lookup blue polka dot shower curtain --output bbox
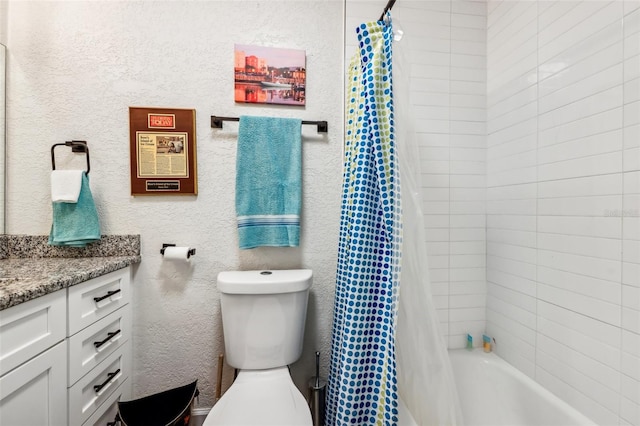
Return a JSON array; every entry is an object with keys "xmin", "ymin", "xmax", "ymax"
[{"xmin": 326, "ymin": 16, "xmax": 401, "ymax": 426}]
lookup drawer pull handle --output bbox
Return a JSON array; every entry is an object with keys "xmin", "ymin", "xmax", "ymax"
[
  {"xmin": 94, "ymin": 289, "xmax": 122, "ymax": 304},
  {"xmin": 94, "ymin": 329, "xmax": 121, "ymax": 349},
  {"xmin": 94, "ymin": 368, "xmax": 121, "ymax": 393}
]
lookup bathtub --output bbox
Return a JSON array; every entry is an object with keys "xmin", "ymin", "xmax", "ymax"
[{"xmin": 449, "ymin": 349, "xmax": 596, "ymax": 426}]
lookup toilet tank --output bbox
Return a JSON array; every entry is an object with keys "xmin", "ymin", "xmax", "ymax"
[{"xmin": 217, "ymin": 269, "xmax": 312, "ymax": 370}]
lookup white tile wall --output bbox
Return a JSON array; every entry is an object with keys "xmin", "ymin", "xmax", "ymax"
[
  {"xmin": 488, "ymin": 1, "xmax": 640, "ymax": 424},
  {"xmin": 623, "ymin": 4, "xmax": 640, "ymax": 425},
  {"xmin": 346, "ymin": 1, "xmax": 638, "ymax": 423},
  {"xmin": 448, "ymin": 1, "xmax": 487, "ymax": 349},
  {"xmin": 486, "ymin": 0, "xmax": 539, "ymax": 376}
]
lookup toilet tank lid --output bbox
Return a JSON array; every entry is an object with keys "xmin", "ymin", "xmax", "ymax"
[{"xmin": 217, "ymin": 269, "xmax": 313, "ymax": 294}]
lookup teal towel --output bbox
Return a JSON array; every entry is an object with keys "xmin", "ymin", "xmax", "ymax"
[
  {"xmin": 236, "ymin": 115, "xmax": 302, "ymax": 249},
  {"xmin": 48, "ymin": 173, "xmax": 101, "ymax": 247}
]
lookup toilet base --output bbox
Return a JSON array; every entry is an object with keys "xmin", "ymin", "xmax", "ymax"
[{"xmin": 203, "ymin": 367, "xmax": 312, "ymax": 426}]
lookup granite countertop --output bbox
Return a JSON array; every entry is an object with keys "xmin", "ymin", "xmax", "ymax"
[
  {"xmin": 0, "ymin": 256, "xmax": 141, "ymax": 311},
  {"xmin": 0, "ymin": 235, "xmax": 141, "ymax": 311}
]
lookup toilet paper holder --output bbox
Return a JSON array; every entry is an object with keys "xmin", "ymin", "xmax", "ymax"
[{"xmin": 160, "ymin": 243, "xmax": 196, "ymax": 258}]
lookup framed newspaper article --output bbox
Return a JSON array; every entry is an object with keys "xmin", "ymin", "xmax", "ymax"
[{"xmin": 129, "ymin": 107, "xmax": 197, "ymax": 195}]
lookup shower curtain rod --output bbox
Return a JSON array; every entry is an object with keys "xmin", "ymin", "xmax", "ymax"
[{"xmin": 379, "ymin": 0, "xmax": 396, "ymax": 21}]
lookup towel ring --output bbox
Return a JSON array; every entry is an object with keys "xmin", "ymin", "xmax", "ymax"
[{"xmin": 51, "ymin": 140, "xmax": 90, "ymax": 175}]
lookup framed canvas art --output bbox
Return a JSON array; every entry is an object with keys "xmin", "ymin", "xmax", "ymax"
[{"xmin": 234, "ymin": 44, "xmax": 306, "ymax": 106}]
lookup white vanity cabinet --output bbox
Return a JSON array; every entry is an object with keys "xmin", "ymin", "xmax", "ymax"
[
  {"xmin": 0, "ymin": 291, "xmax": 68, "ymax": 425},
  {"xmin": 0, "ymin": 267, "xmax": 133, "ymax": 426},
  {"xmin": 67, "ymin": 268, "xmax": 133, "ymax": 426}
]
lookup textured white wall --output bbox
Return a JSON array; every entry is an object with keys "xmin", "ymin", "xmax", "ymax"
[
  {"xmin": 0, "ymin": 1, "xmax": 6, "ymax": 233},
  {"xmin": 5, "ymin": 0, "xmax": 344, "ymax": 406},
  {"xmin": 486, "ymin": 1, "xmax": 640, "ymax": 425},
  {"xmin": 0, "ymin": 2, "xmax": 6, "ymax": 45}
]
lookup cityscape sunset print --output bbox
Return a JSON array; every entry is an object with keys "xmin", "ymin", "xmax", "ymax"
[{"xmin": 234, "ymin": 44, "xmax": 306, "ymax": 106}]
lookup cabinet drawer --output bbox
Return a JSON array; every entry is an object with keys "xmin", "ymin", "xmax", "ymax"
[
  {"xmin": 68, "ymin": 268, "xmax": 130, "ymax": 335},
  {"xmin": 69, "ymin": 341, "xmax": 131, "ymax": 426},
  {"xmin": 0, "ymin": 340, "xmax": 67, "ymax": 426},
  {"xmin": 0, "ymin": 290, "xmax": 66, "ymax": 376},
  {"xmin": 68, "ymin": 306, "xmax": 131, "ymax": 385},
  {"xmin": 82, "ymin": 378, "xmax": 131, "ymax": 426}
]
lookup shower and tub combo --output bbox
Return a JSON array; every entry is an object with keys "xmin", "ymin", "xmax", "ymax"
[
  {"xmin": 329, "ymin": 0, "xmax": 622, "ymax": 424},
  {"xmin": 449, "ymin": 349, "xmax": 597, "ymax": 426},
  {"xmin": 394, "ymin": 349, "xmax": 597, "ymax": 426}
]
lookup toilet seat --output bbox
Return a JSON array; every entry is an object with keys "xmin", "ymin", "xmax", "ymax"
[{"xmin": 203, "ymin": 367, "xmax": 312, "ymax": 425}]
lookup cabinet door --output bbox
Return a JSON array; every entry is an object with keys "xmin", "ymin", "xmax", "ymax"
[
  {"xmin": 0, "ymin": 290, "xmax": 66, "ymax": 376},
  {"xmin": 0, "ymin": 340, "xmax": 67, "ymax": 426}
]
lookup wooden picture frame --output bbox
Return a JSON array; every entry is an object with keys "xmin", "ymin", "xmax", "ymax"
[{"xmin": 129, "ymin": 107, "xmax": 197, "ymax": 195}]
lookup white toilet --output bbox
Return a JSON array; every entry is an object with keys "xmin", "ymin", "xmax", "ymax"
[{"xmin": 203, "ymin": 269, "xmax": 313, "ymax": 426}]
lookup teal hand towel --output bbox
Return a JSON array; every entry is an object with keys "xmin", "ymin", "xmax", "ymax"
[
  {"xmin": 236, "ymin": 115, "xmax": 302, "ymax": 249},
  {"xmin": 48, "ymin": 173, "xmax": 101, "ymax": 247}
]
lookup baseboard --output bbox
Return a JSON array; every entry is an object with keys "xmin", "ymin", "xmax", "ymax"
[
  {"xmin": 189, "ymin": 408, "xmax": 211, "ymax": 426},
  {"xmin": 192, "ymin": 408, "xmax": 211, "ymax": 417}
]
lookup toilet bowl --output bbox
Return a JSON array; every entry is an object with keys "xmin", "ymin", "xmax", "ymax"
[
  {"xmin": 203, "ymin": 269, "xmax": 313, "ymax": 426},
  {"xmin": 203, "ymin": 368, "xmax": 311, "ymax": 425}
]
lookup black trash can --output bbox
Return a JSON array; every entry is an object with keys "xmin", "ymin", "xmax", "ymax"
[{"xmin": 117, "ymin": 380, "xmax": 199, "ymax": 426}]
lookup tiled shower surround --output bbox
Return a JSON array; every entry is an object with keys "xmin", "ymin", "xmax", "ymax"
[
  {"xmin": 346, "ymin": 1, "xmax": 639, "ymax": 424},
  {"xmin": 485, "ymin": 2, "xmax": 639, "ymax": 425}
]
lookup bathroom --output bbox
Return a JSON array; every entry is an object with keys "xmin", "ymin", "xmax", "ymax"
[{"xmin": 0, "ymin": 0, "xmax": 638, "ymax": 425}]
